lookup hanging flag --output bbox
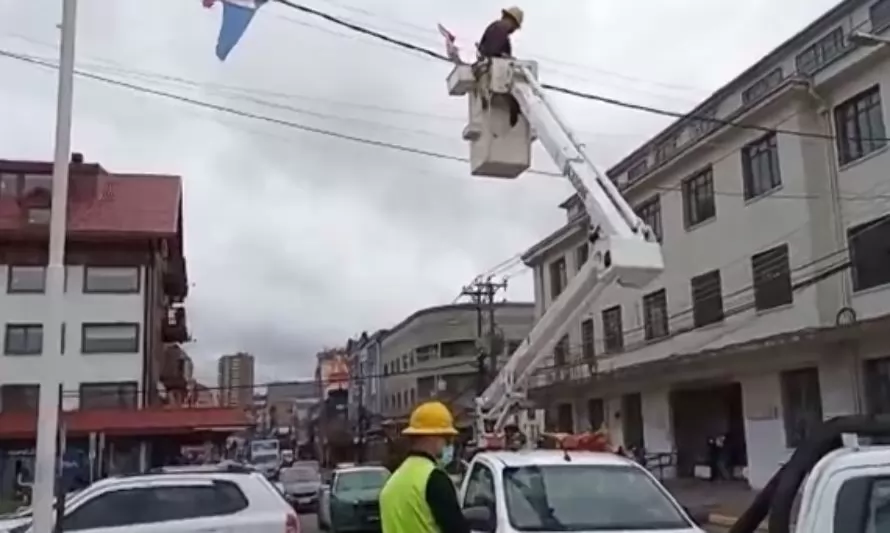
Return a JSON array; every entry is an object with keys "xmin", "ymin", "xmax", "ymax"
[
  {"xmin": 437, "ymin": 24, "xmax": 462, "ymax": 64},
  {"xmin": 203, "ymin": 0, "xmax": 269, "ymax": 61}
]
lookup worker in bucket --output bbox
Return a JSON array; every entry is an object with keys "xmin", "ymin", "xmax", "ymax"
[
  {"xmin": 379, "ymin": 401, "xmax": 470, "ymax": 533},
  {"xmin": 477, "ymin": 6, "xmax": 524, "ymax": 59}
]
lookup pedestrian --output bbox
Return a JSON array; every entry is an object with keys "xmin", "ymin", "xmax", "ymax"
[{"xmin": 379, "ymin": 401, "xmax": 470, "ymax": 533}]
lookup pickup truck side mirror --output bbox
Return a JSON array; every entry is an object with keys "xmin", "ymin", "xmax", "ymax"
[{"xmin": 463, "ymin": 505, "xmax": 495, "ymax": 533}]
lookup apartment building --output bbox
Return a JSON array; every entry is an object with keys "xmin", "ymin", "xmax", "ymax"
[
  {"xmin": 379, "ymin": 302, "xmax": 535, "ymax": 428},
  {"xmin": 523, "ymin": 0, "xmax": 890, "ymax": 489},
  {"xmin": 345, "ymin": 329, "xmax": 387, "ymax": 424},
  {"xmin": 218, "ymin": 352, "xmax": 255, "ymax": 407}
]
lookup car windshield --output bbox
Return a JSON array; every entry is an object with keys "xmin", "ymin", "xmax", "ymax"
[
  {"xmin": 281, "ymin": 467, "xmax": 320, "ymax": 483},
  {"xmin": 502, "ymin": 464, "xmax": 690, "ymax": 531},
  {"xmin": 335, "ymin": 469, "xmax": 389, "ymax": 492}
]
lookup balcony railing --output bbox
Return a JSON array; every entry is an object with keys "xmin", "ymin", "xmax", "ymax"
[{"xmin": 163, "ymin": 256, "xmax": 188, "ymax": 301}]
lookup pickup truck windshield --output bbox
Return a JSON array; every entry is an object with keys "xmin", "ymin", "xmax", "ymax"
[{"xmin": 503, "ymin": 464, "xmax": 690, "ymax": 531}]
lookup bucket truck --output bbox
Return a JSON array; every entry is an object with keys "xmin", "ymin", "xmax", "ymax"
[{"xmin": 446, "ymin": 57, "xmax": 664, "ymax": 436}]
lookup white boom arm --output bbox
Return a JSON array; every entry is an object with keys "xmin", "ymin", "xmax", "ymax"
[{"xmin": 446, "ymin": 58, "xmax": 665, "ymax": 435}]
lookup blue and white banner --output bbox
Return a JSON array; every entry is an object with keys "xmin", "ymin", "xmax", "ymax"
[{"xmin": 203, "ymin": 0, "xmax": 269, "ymax": 61}]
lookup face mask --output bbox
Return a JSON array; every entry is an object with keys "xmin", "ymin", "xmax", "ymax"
[{"xmin": 439, "ymin": 444, "xmax": 454, "ymax": 466}]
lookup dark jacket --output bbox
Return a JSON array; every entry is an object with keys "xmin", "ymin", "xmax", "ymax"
[{"xmin": 478, "ymin": 20, "xmax": 512, "ymax": 58}]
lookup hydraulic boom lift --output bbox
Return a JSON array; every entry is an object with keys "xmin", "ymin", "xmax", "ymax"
[{"xmin": 445, "ymin": 56, "xmax": 664, "ymax": 436}]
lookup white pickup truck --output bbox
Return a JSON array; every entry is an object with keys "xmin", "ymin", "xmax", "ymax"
[{"xmin": 458, "ymin": 416, "xmax": 890, "ymax": 533}]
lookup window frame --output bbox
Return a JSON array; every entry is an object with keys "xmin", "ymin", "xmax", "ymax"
[
  {"xmin": 834, "ymin": 85, "xmax": 887, "ymax": 165},
  {"xmin": 751, "ymin": 244, "xmax": 793, "ymax": 311},
  {"xmin": 601, "ymin": 305, "xmax": 624, "ymax": 353},
  {"xmin": 79, "ymin": 381, "xmax": 139, "ymax": 410},
  {"xmin": 575, "ymin": 243, "xmax": 589, "ymax": 269},
  {"xmin": 848, "ymin": 214, "xmax": 890, "ymax": 292},
  {"xmin": 7, "ymin": 265, "xmax": 47, "ymax": 294},
  {"xmin": 81, "ymin": 323, "xmax": 140, "ymax": 354},
  {"xmin": 681, "ymin": 167, "xmax": 716, "ymax": 229},
  {"xmin": 549, "ymin": 256, "xmax": 568, "ymax": 299},
  {"xmin": 0, "ymin": 384, "xmax": 40, "ymax": 411},
  {"xmin": 636, "ymin": 195, "xmax": 663, "ymax": 242},
  {"xmin": 690, "ymin": 270, "xmax": 724, "ymax": 328},
  {"xmin": 642, "ymin": 289, "xmax": 669, "ymax": 341},
  {"xmin": 742, "ymin": 132, "xmax": 782, "ymax": 200},
  {"xmin": 742, "ymin": 67, "xmax": 784, "ymax": 104},
  {"xmin": 580, "ymin": 318, "xmax": 595, "ymax": 361},
  {"xmin": 795, "ymin": 27, "xmax": 845, "ymax": 75},
  {"xmin": 82, "ymin": 266, "xmax": 141, "ymax": 294},
  {"xmin": 4, "ymin": 324, "xmax": 44, "ymax": 356}
]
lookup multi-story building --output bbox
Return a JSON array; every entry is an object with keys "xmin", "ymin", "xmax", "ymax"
[
  {"xmin": 523, "ymin": 0, "xmax": 890, "ymax": 489},
  {"xmin": 265, "ymin": 380, "xmax": 316, "ymax": 436},
  {"xmin": 218, "ymin": 352, "xmax": 255, "ymax": 407},
  {"xmin": 379, "ymin": 302, "xmax": 535, "ymax": 428},
  {"xmin": 345, "ymin": 330, "xmax": 387, "ymax": 425},
  {"xmin": 0, "ymin": 155, "xmax": 250, "ymax": 481}
]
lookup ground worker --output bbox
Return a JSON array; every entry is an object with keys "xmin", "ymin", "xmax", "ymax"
[
  {"xmin": 379, "ymin": 401, "xmax": 470, "ymax": 533},
  {"xmin": 477, "ymin": 6, "xmax": 523, "ymax": 59}
]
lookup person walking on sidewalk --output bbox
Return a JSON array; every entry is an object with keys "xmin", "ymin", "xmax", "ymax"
[{"xmin": 379, "ymin": 401, "xmax": 470, "ymax": 533}]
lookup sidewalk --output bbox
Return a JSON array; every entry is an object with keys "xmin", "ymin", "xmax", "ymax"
[{"xmin": 663, "ymin": 478, "xmax": 764, "ymax": 530}]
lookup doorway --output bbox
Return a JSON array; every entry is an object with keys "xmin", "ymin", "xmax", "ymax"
[{"xmin": 670, "ymin": 382, "xmax": 746, "ymax": 478}]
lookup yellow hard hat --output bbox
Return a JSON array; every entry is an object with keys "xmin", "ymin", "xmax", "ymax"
[
  {"xmin": 502, "ymin": 6, "xmax": 524, "ymax": 27},
  {"xmin": 402, "ymin": 401, "xmax": 459, "ymax": 436}
]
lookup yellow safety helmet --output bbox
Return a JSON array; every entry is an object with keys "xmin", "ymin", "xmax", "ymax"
[
  {"xmin": 402, "ymin": 401, "xmax": 459, "ymax": 436},
  {"xmin": 502, "ymin": 6, "xmax": 524, "ymax": 28}
]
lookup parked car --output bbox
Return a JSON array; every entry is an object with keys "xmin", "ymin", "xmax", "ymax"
[
  {"xmin": 317, "ymin": 465, "xmax": 389, "ymax": 532},
  {"xmin": 279, "ymin": 464, "xmax": 323, "ymax": 511},
  {"xmin": 2, "ymin": 463, "xmax": 299, "ymax": 533}
]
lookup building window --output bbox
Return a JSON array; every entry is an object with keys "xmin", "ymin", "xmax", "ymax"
[
  {"xmin": 835, "ymin": 86, "xmax": 887, "ymax": 165},
  {"xmin": 654, "ymin": 135, "xmax": 679, "ymax": 164},
  {"xmin": 4, "ymin": 324, "xmax": 43, "ymax": 355},
  {"xmin": 690, "ymin": 106, "xmax": 718, "ymax": 138},
  {"xmin": 575, "ymin": 243, "xmax": 589, "ymax": 269},
  {"xmin": 849, "ymin": 214, "xmax": 890, "ymax": 291},
  {"xmin": 7, "ymin": 265, "xmax": 46, "ymax": 293},
  {"xmin": 0, "ymin": 384, "xmax": 39, "ymax": 411},
  {"xmin": 622, "ymin": 393, "xmax": 645, "ymax": 450},
  {"xmin": 643, "ymin": 289, "xmax": 669, "ymax": 341},
  {"xmin": 872, "ymin": 0, "xmax": 890, "ymax": 30},
  {"xmin": 742, "ymin": 67, "xmax": 783, "ymax": 104},
  {"xmin": 440, "ymin": 340, "xmax": 475, "ymax": 358},
  {"xmin": 79, "ymin": 382, "xmax": 138, "ymax": 410},
  {"xmin": 682, "ymin": 167, "xmax": 716, "ymax": 229},
  {"xmin": 553, "ymin": 335, "xmax": 569, "ymax": 366},
  {"xmin": 81, "ymin": 323, "xmax": 139, "ymax": 354},
  {"xmin": 780, "ymin": 367, "xmax": 823, "ymax": 447},
  {"xmin": 752, "ymin": 244, "xmax": 793, "ymax": 310},
  {"xmin": 0, "ymin": 173, "xmax": 18, "ymax": 197},
  {"xmin": 795, "ymin": 27, "xmax": 845, "ymax": 75},
  {"xmin": 83, "ymin": 266, "xmax": 140, "ymax": 293},
  {"xmin": 691, "ymin": 270, "xmax": 724, "ymax": 327},
  {"xmin": 587, "ymin": 398, "xmax": 604, "ymax": 430},
  {"xmin": 627, "ymin": 158, "xmax": 649, "ymax": 183},
  {"xmin": 636, "ymin": 195, "xmax": 662, "ymax": 242},
  {"xmin": 556, "ymin": 403, "xmax": 574, "ymax": 433},
  {"xmin": 602, "ymin": 306, "xmax": 623, "ymax": 353},
  {"xmin": 742, "ymin": 132, "xmax": 782, "ymax": 200},
  {"xmin": 581, "ymin": 319, "xmax": 595, "ymax": 361},
  {"xmin": 549, "ymin": 257, "xmax": 567, "ymax": 299}
]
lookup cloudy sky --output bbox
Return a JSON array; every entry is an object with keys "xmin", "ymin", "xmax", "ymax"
[{"xmin": 0, "ymin": 0, "xmax": 842, "ymax": 382}]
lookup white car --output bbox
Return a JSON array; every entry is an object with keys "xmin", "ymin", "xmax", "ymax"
[
  {"xmin": 458, "ymin": 450, "xmax": 704, "ymax": 533},
  {"xmin": 3, "ymin": 466, "xmax": 299, "ymax": 533}
]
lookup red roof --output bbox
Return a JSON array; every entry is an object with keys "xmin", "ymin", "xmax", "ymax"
[
  {"xmin": 0, "ymin": 407, "xmax": 252, "ymax": 438},
  {"xmin": 0, "ymin": 160, "xmax": 182, "ymax": 237}
]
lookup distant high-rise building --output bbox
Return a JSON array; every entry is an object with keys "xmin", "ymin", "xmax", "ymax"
[{"xmin": 218, "ymin": 352, "xmax": 255, "ymax": 407}]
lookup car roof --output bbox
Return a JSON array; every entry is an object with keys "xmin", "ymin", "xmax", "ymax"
[
  {"xmin": 335, "ymin": 465, "xmax": 389, "ymax": 474},
  {"xmin": 477, "ymin": 450, "xmax": 638, "ymax": 468}
]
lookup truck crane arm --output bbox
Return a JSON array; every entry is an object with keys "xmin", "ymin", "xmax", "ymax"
[{"xmin": 446, "ymin": 58, "xmax": 665, "ymax": 435}]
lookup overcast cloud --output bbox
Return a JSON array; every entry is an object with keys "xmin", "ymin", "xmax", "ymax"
[{"xmin": 0, "ymin": 0, "xmax": 842, "ymax": 383}]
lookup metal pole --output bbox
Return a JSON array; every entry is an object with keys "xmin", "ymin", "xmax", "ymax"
[{"xmin": 33, "ymin": 1, "xmax": 77, "ymax": 532}]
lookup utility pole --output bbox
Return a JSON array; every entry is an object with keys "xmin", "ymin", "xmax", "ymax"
[
  {"xmin": 35, "ymin": 2, "xmax": 77, "ymax": 532},
  {"xmin": 460, "ymin": 276, "xmax": 508, "ymax": 431}
]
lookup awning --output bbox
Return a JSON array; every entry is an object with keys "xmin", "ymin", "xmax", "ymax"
[{"xmin": 0, "ymin": 406, "xmax": 253, "ymax": 439}]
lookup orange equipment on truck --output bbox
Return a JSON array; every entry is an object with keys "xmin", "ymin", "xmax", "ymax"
[{"xmin": 476, "ymin": 427, "xmax": 613, "ymax": 453}]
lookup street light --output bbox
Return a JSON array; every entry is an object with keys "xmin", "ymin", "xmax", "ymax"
[
  {"xmin": 849, "ymin": 30, "xmax": 890, "ymax": 47},
  {"xmin": 33, "ymin": 1, "xmax": 77, "ymax": 532}
]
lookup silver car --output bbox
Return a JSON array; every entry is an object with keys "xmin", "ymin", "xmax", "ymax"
[{"xmin": 279, "ymin": 465, "xmax": 323, "ymax": 511}]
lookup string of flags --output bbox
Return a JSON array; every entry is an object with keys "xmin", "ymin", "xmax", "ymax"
[
  {"xmin": 202, "ymin": 0, "xmax": 464, "ymax": 63},
  {"xmin": 202, "ymin": 0, "xmax": 268, "ymax": 61}
]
